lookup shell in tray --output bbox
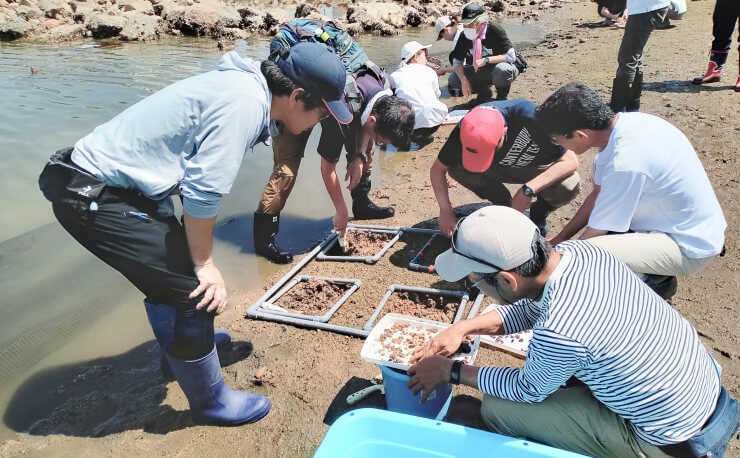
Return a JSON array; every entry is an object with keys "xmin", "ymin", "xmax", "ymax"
[{"xmin": 361, "ymin": 313, "xmax": 480, "ymax": 371}]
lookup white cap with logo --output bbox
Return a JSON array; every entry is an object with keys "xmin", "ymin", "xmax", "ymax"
[{"xmin": 434, "ymin": 206, "xmax": 538, "ymax": 281}]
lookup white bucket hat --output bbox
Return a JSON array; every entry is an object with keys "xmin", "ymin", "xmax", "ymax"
[
  {"xmin": 434, "ymin": 206, "xmax": 538, "ymax": 281},
  {"xmin": 400, "ymin": 41, "xmax": 432, "ymax": 64}
]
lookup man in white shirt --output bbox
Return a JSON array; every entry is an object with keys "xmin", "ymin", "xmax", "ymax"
[
  {"xmin": 391, "ymin": 41, "xmax": 449, "ymax": 148},
  {"xmin": 537, "ymin": 83, "xmax": 726, "ymax": 299}
]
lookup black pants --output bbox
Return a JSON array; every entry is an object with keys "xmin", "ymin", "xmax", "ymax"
[
  {"xmin": 711, "ymin": 0, "xmax": 740, "ymax": 54},
  {"xmin": 39, "ymin": 148, "xmax": 215, "ymax": 359}
]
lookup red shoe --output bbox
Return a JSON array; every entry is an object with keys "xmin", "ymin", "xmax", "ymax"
[
  {"xmin": 735, "ymin": 75, "xmax": 740, "ymax": 92},
  {"xmin": 692, "ymin": 61, "xmax": 722, "ymax": 85}
]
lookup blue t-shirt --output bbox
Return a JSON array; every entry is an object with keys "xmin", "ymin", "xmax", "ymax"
[{"xmin": 437, "ymin": 99, "xmax": 566, "ymax": 183}]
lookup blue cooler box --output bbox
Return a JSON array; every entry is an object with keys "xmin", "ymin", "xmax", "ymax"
[{"xmin": 315, "ymin": 408, "xmax": 590, "ymax": 458}]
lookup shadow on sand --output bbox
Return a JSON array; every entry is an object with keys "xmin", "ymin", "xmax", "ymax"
[{"xmin": 4, "ymin": 339, "xmax": 254, "ymax": 437}]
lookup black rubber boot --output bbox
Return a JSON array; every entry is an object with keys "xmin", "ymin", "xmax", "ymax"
[
  {"xmin": 494, "ymin": 85, "xmax": 510, "ymax": 101},
  {"xmin": 351, "ymin": 172, "xmax": 395, "ymax": 220},
  {"xmin": 625, "ymin": 71, "xmax": 643, "ymax": 112},
  {"xmin": 528, "ymin": 199, "xmax": 556, "ymax": 237},
  {"xmin": 643, "ymin": 274, "xmax": 678, "ymax": 301},
  {"xmin": 609, "ymin": 75, "xmax": 632, "ymax": 112},
  {"xmin": 253, "ymin": 211, "xmax": 293, "ymax": 264}
]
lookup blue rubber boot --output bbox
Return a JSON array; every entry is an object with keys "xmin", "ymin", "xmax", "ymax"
[
  {"xmin": 144, "ymin": 301, "xmax": 232, "ymax": 379},
  {"xmin": 165, "ymin": 344, "xmax": 271, "ymax": 425}
]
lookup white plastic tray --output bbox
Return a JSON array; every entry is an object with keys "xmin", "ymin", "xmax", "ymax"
[
  {"xmin": 481, "ymin": 331, "xmax": 532, "ymax": 357},
  {"xmin": 361, "ymin": 313, "xmax": 480, "ymax": 371},
  {"xmin": 475, "ymin": 304, "xmax": 532, "ymax": 357}
]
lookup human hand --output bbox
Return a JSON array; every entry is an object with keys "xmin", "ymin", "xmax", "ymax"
[
  {"xmin": 461, "ymin": 79, "xmax": 473, "ymax": 97},
  {"xmin": 427, "ymin": 55, "xmax": 443, "ymax": 68},
  {"xmin": 411, "ymin": 326, "xmax": 465, "ymax": 363},
  {"xmin": 473, "ymin": 57, "xmax": 486, "ymax": 71},
  {"xmin": 438, "ymin": 209, "xmax": 458, "ymax": 237},
  {"xmin": 333, "ymin": 207, "xmax": 349, "ymax": 236},
  {"xmin": 189, "ymin": 262, "xmax": 227, "ymax": 314},
  {"xmin": 510, "ymin": 188, "xmax": 532, "ymax": 213},
  {"xmin": 345, "ymin": 156, "xmax": 365, "ymax": 191},
  {"xmin": 407, "ymin": 356, "xmax": 454, "ymax": 403}
]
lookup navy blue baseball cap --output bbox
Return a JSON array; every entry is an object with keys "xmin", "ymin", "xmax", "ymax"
[{"xmin": 275, "ymin": 42, "xmax": 353, "ymax": 125}]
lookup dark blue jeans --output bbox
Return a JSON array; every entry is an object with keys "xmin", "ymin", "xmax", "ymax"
[
  {"xmin": 39, "ymin": 148, "xmax": 216, "ymax": 360},
  {"xmin": 686, "ymin": 386, "xmax": 740, "ymax": 457}
]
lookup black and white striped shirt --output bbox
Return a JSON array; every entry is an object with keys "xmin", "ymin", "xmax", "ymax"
[{"xmin": 477, "ymin": 241, "xmax": 720, "ymax": 445}]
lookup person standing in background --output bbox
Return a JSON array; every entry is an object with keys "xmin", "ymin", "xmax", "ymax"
[
  {"xmin": 609, "ymin": 0, "xmax": 671, "ymax": 111},
  {"xmin": 691, "ymin": 0, "xmax": 740, "ymax": 92}
]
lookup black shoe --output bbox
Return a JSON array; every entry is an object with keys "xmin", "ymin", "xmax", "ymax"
[
  {"xmin": 253, "ymin": 211, "xmax": 294, "ymax": 264},
  {"xmin": 643, "ymin": 274, "xmax": 678, "ymax": 300}
]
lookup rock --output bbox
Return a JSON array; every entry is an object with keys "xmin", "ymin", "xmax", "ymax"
[
  {"xmin": 0, "ymin": 10, "xmax": 31, "ymax": 39},
  {"xmin": 88, "ymin": 12, "xmax": 125, "ymax": 37},
  {"xmin": 117, "ymin": 0, "xmax": 154, "ymax": 14},
  {"xmin": 119, "ymin": 11, "xmax": 160, "ymax": 40},
  {"xmin": 46, "ymin": 22, "xmax": 85, "ymax": 40}
]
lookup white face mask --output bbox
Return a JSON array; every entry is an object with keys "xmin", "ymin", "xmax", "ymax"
[{"xmin": 463, "ymin": 28, "xmax": 478, "ymax": 40}]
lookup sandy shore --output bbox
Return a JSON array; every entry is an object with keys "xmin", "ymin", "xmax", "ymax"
[{"xmin": 1, "ymin": 0, "xmax": 738, "ymax": 456}]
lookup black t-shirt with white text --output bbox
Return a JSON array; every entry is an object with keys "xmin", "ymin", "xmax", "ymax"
[{"xmin": 437, "ymin": 99, "xmax": 566, "ymax": 183}]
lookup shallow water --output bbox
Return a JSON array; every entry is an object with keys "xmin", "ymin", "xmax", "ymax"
[{"xmin": 0, "ymin": 21, "xmax": 545, "ymax": 439}]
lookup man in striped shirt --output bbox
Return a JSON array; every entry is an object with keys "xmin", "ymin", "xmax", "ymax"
[{"xmin": 408, "ymin": 205, "xmax": 738, "ymax": 457}]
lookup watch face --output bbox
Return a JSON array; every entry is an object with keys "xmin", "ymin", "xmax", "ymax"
[{"xmin": 523, "ymin": 185, "xmax": 535, "ymax": 197}]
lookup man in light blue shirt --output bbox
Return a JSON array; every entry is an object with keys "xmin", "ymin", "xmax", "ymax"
[{"xmin": 38, "ymin": 42, "xmax": 350, "ymax": 427}]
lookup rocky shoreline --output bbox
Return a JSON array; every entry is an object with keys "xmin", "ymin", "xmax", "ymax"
[{"xmin": 0, "ymin": 0, "xmax": 571, "ymax": 43}]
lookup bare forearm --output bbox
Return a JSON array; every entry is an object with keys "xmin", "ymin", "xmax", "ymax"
[
  {"xmin": 320, "ymin": 158, "xmax": 349, "ymax": 213},
  {"xmin": 526, "ymin": 151, "xmax": 579, "ymax": 193},
  {"xmin": 430, "ymin": 160, "xmax": 453, "ymax": 211},
  {"xmin": 183, "ymin": 213, "xmax": 217, "ymax": 267},
  {"xmin": 553, "ymin": 187, "xmax": 599, "ymax": 242}
]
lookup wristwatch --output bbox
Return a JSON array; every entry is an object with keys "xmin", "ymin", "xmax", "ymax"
[
  {"xmin": 450, "ymin": 360, "xmax": 464, "ymax": 385},
  {"xmin": 521, "ymin": 184, "xmax": 537, "ymax": 198}
]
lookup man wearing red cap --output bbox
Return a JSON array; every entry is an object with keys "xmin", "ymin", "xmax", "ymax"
[{"xmin": 430, "ymin": 100, "xmax": 580, "ymax": 237}]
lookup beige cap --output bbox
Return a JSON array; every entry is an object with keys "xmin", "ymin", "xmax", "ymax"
[{"xmin": 434, "ymin": 206, "xmax": 538, "ymax": 281}]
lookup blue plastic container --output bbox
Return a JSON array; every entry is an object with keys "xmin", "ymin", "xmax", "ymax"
[
  {"xmin": 315, "ymin": 408, "xmax": 591, "ymax": 458},
  {"xmin": 380, "ymin": 365, "xmax": 452, "ymax": 420}
]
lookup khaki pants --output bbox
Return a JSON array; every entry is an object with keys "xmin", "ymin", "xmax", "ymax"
[
  {"xmin": 447, "ymin": 169, "xmax": 581, "ymax": 208},
  {"xmin": 587, "ymin": 232, "xmax": 715, "ymax": 277},
  {"xmin": 481, "ymin": 386, "xmax": 673, "ymax": 458},
  {"xmin": 257, "ymin": 128, "xmax": 376, "ymax": 213},
  {"xmin": 257, "ymin": 130, "xmax": 311, "ymax": 214}
]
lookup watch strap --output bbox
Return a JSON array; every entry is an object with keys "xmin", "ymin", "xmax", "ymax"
[
  {"xmin": 521, "ymin": 184, "xmax": 536, "ymax": 197},
  {"xmin": 450, "ymin": 359, "xmax": 464, "ymax": 385}
]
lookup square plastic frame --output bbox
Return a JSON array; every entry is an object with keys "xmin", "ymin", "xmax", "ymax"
[
  {"xmin": 258, "ymin": 275, "xmax": 361, "ymax": 323},
  {"xmin": 363, "ymin": 284, "xmax": 470, "ymax": 331},
  {"xmin": 317, "ymin": 228, "xmax": 401, "ymax": 264}
]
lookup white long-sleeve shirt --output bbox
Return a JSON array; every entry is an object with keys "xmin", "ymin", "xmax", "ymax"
[
  {"xmin": 391, "ymin": 63, "xmax": 448, "ymax": 129},
  {"xmin": 478, "ymin": 241, "xmax": 720, "ymax": 446}
]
